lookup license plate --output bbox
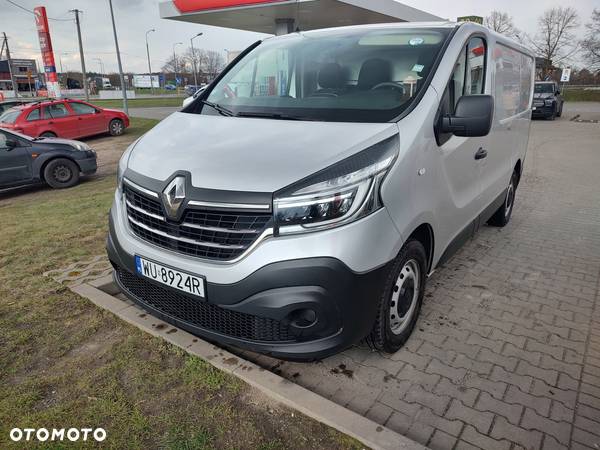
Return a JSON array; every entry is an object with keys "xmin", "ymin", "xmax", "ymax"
[{"xmin": 135, "ymin": 256, "xmax": 205, "ymax": 298}]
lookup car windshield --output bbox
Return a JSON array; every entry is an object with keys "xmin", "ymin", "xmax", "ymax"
[
  {"xmin": 0, "ymin": 110, "xmax": 21, "ymax": 124},
  {"xmin": 196, "ymin": 27, "xmax": 452, "ymax": 122},
  {"xmin": 534, "ymin": 83, "xmax": 554, "ymax": 94}
]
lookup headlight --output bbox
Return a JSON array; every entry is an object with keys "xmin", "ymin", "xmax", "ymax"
[
  {"xmin": 73, "ymin": 142, "xmax": 90, "ymax": 151},
  {"xmin": 117, "ymin": 138, "xmax": 140, "ymax": 194},
  {"xmin": 545, "ymin": 99, "xmax": 554, "ymax": 106},
  {"xmin": 274, "ymin": 136, "xmax": 398, "ymax": 235}
]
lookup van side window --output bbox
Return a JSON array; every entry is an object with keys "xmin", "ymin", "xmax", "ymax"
[
  {"xmin": 466, "ymin": 38, "xmax": 485, "ymax": 95},
  {"xmin": 437, "ymin": 36, "xmax": 487, "ymax": 145},
  {"xmin": 494, "ymin": 43, "xmax": 533, "ymax": 120}
]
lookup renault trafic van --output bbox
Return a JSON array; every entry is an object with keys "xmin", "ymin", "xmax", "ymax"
[{"xmin": 107, "ymin": 22, "xmax": 535, "ymax": 360}]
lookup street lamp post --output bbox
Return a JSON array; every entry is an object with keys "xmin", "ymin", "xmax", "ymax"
[
  {"xmin": 190, "ymin": 32, "xmax": 203, "ymax": 87},
  {"xmin": 173, "ymin": 42, "xmax": 183, "ymax": 92},
  {"xmin": 93, "ymin": 58, "xmax": 104, "ymax": 76},
  {"xmin": 108, "ymin": 0, "xmax": 128, "ymax": 115},
  {"xmin": 145, "ymin": 28, "xmax": 155, "ymax": 94}
]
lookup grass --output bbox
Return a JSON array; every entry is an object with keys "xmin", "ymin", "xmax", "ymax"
[
  {"xmin": 563, "ymin": 89, "xmax": 600, "ymax": 102},
  {"xmin": 0, "ymin": 129, "xmax": 363, "ymax": 449},
  {"xmin": 92, "ymin": 97, "xmax": 184, "ymax": 109},
  {"xmin": 126, "ymin": 117, "xmax": 161, "ymax": 136}
]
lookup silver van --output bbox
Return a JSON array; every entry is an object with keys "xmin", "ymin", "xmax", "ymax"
[{"xmin": 108, "ymin": 22, "xmax": 534, "ymax": 360}]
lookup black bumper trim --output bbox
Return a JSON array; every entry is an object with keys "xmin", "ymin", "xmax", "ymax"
[{"xmin": 107, "ymin": 211, "xmax": 391, "ymax": 360}]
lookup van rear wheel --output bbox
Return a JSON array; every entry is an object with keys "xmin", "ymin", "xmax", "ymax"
[
  {"xmin": 488, "ymin": 170, "xmax": 518, "ymax": 227},
  {"xmin": 367, "ymin": 239, "xmax": 427, "ymax": 353}
]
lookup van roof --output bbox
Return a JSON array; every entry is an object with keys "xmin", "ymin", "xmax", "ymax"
[{"xmin": 267, "ymin": 21, "xmax": 535, "ymax": 58}]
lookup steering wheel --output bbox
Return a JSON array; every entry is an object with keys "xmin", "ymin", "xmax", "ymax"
[{"xmin": 371, "ymin": 82, "xmax": 405, "ymax": 95}]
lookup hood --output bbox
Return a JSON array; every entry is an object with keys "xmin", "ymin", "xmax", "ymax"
[
  {"xmin": 128, "ymin": 112, "xmax": 398, "ymax": 193},
  {"xmin": 101, "ymin": 107, "xmax": 124, "ymax": 115},
  {"xmin": 34, "ymin": 137, "xmax": 83, "ymax": 147}
]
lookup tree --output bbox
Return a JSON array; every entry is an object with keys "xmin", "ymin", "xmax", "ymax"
[
  {"xmin": 161, "ymin": 54, "xmax": 189, "ymax": 76},
  {"xmin": 201, "ymin": 50, "xmax": 225, "ymax": 81},
  {"xmin": 581, "ymin": 9, "xmax": 600, "ymax": 70},
  {"xmin": 484, "ymin": 11, "xmax": 518, "ymax": 37},
  {"xmin": 527, "ymin": 7, "xmax": 580, "ymax": 78}
]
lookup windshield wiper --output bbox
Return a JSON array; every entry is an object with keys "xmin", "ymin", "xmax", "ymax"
[
  {"xmin": 200, "ymin": 100, "xmax": 235, "ymax": 117},
  {"xmin": 235, "ymin": 111, "xmax": 311, "ymax": 121}
]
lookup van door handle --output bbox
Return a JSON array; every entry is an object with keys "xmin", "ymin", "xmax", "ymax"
[{"xmin": 474, "ymin": 148, "xmax": 488, "ymax": 160}]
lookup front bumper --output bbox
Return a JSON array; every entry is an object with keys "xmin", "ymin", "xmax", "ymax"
[
  {"xmin": 532, "ymin": 105, "xmax": 554, "ymax": 117},
  {"xmin": 107, "ymin": 214, "xmax": 390, "ymax": 360},
  {"xmin": 76, "ymin": 155, "xmax": 98, "ymax": 175}
]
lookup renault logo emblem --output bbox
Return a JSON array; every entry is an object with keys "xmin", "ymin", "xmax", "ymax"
[{"xmin": 162, "ymin": 176, "xmax": 186, "ymax": 220}]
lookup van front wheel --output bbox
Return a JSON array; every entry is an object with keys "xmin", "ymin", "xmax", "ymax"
[{"xmin": 367, "ymin": 239, "xmax": 427, "ymax": 353}]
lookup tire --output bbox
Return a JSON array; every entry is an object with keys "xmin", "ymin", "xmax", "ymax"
[
  {"xmin": 488, "ymin": 170, "xmax": 518, "ymax": 227},
  {"xmin": 43, "ymin": 158, "xmax": 80, "ymax": 189},
  {"xmin": 109, "ymin": 119, "xmax": 125, "ymax": 136},
  {"xmin": 40, "ymin": 131, "xmax": 57, "ymax": 138},
  {"xmin": 367, "ymin": 239, "xmax": 427, "ymax": 353}
]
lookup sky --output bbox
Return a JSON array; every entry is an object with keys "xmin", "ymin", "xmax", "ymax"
[{"xmin": 0, "ymin": 0, "xmax": 597, "ymax": 74}]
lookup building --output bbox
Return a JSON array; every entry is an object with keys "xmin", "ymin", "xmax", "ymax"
[
  {"xmin": 159, "ymin": 0, "xmax": 443, "ymax": 35},
  {"xmin": 0, "ymin": 58, "xmax": 40, "ymax": 94}
]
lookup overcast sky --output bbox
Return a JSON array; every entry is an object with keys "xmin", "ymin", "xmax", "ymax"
[{"xmin": 1, "ymin": 0, "xmax": 597, "ymax": 74}]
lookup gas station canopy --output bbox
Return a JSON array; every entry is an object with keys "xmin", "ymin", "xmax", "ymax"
[{"xmin": 159, "ymin": 0, "xmax": 443, "ymax": 35}]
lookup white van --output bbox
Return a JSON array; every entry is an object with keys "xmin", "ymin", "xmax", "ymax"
[{"xmin": 108, "ymin": 22, "xmax": 535, "ymax": 359}]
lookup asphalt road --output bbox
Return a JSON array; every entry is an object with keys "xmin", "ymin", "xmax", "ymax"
[{"xmin": 127, "ymin": 106, "xmax": 181, "ymax": 120}]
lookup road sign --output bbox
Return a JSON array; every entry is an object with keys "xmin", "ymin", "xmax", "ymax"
[{"xmin": 560, "ymin": 68, "xmax": 572, "ymax": 83}]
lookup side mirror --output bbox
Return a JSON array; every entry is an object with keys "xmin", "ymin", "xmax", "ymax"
[
  {"xmin": 5, "ymin": 138, "xmax": 18, "ymax": 150},
  {"xmin": 555, "ymin": 91, "xmax": 561, "ymax": 96},
  {"xmin": 441, "ymin": 95, "xmax": 494, "ymax": 137}
]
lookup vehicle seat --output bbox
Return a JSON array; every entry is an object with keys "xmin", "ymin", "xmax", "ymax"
[
  {"xmin": 314, "ymin": 63, "xmax": 344, "ymax": 96},
  {"xmin": 357, "ymin": 58, "xmax": 392, "ymax": 90}
]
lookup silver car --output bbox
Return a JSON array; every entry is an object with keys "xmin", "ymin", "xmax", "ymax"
[{"xmin": 108, "ymin": 22, "xmax": 534, "ymax": 360}]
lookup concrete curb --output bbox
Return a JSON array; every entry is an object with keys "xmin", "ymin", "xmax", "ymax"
[{"xmin": 72, "ymin": 280, "xmax": 426, "ymax": 450}]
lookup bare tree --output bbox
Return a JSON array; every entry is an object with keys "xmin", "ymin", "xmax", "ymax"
[
  {"xmin": 581, "ymin": 9, "xmax": 600, "ymax": 70},
  {"xmin": 484, "ymin": 11, "xmax": 518, "ymax": 37},
  {"xmin": 200, "ymin": 50, "xmax": 225, "ymax": 82},
  {"xmin": 161, "ymin": 54, "xmax": 189, "ymax": 75},
  {"xmin": 527, "ymin": 7, "xmax": 580, "ymax": 78}
]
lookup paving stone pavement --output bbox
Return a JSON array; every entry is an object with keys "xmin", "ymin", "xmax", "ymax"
[
  {"xmin": 234, "ymin": 118, "xmax": 600, "ymax": 449},
  {"xmin": 47, "ymin": 115, "xmax": 600, "ymax": 450}
]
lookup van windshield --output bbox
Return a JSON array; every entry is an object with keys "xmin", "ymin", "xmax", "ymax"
[{"xmin": 197, "ymin": 27, "xmax": 452, "ymax": 122}]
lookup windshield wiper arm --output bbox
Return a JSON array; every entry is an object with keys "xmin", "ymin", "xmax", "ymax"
[
  {"xmin": 235, "ymin": 111, "xmax": 310, "ymax": 121},
  {"xmin": 200, "ymin": 100, "xmax": 235, "ymax": 117}
]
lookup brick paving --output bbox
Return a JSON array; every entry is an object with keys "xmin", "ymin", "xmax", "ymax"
[{"xmin": 237, "ymin": 117, "xmax": 600, "ymax": 449}]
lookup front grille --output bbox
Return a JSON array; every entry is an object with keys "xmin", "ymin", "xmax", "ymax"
[
  {"xmin": 124, "ymin": 185, "xmax": 271, "ymax": 261},
  {"xmin": 116, "ymin": 267, "xmax": 292, "ymax": 342}
]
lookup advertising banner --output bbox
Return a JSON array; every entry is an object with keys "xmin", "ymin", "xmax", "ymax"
[
  {"xmin": 173, "ymin": 0, "xmax": 286, "ymax": 13},
  {"xmin": 34, "ymin": 6, "xmax": 61, "ymax": 98}
]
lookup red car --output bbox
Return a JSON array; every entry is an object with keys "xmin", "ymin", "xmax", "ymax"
[{"xmin": 0, "ymin": 99, "xmax": 129, "ymax": 139}]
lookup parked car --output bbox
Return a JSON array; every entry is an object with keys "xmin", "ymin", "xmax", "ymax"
[
  {"xmin": 0, "ymin": 98, "xmax": 129, "ymax": 139},
  {"xmin": 108, "ymin": 22, "xmax": 534, "ymax": 360},
  {"xmin": 165, "ymin": 84, "xmax": 177, "ymax": 91},
  {"xmin": 0, "ymin": 99, "xmax": 33, "ymax": 115},
  {"xmin": 532, "ymin": 81, "xmax": 564, "ymax": 120},
  {"xmin": 184, "ymin": 85, "xmax": 203, "ymax": 96},
  {"xmin": 182, "ymin": 86, "xmax": 207, "ymax": 108},
  {"xmin": 0, "ymin": 128, "xmax": 97, "ymax": 189}
]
